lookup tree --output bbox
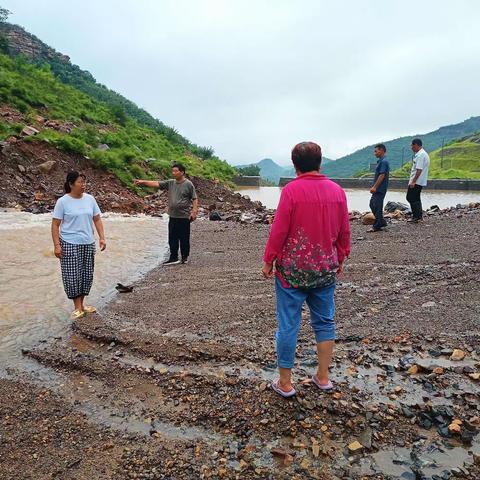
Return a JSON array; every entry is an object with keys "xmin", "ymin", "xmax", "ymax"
[
  {"xmin": 236, "ymin": 165, "xmax": 260, "ymax": 176},
  {"xmin": 0, "ymin": 6, "xmax": 11, "ymax": 23}
]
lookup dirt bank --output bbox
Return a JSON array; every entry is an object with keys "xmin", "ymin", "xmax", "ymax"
[
  {"xmin": 0, "ymin": 135, "xmax": 265, "ymax": 221},
  {"xmin": 1, "ymin": 212, "xmax": 480, "ymax": 479}
]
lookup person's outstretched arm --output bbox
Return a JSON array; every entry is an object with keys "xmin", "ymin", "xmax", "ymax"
[{"xmin": 134, "ymin": 179, "xmax": 161, "ymax": 188}]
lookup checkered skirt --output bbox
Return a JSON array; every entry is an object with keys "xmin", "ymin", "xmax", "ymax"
[{"xmin": 60, "ymin": 239, "xmax": 96, "ymax": 299}]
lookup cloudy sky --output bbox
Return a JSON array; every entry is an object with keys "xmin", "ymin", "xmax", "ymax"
[{"xmin": 4, "ymin": 0, "xmax": 480, "ymax": 165}]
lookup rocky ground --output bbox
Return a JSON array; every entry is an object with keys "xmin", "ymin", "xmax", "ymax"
[{"xmin": 1, "ymin": 207, "xmax": 479, "ymax": 479}]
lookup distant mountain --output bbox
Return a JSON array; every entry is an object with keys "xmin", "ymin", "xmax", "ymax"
[
  {"xmin": 322, "ymin": 116, "xmax": 480, "ymax": 178},
  {"xmin": 393, "ymin": 133, "xmax": 480, "ymax": 179},
  {"xmin": 238, "ymin": 157, "xmax": 332, "ymax": 185}
]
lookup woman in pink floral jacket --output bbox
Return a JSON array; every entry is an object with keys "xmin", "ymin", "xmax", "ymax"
[{"xmin": 262, "ymin": 142, "xmax": 350, "ymax": 397}]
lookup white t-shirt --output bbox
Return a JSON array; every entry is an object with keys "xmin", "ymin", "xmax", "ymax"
[
  {"xmin": 409, "ymin": 148, "xmax": 430, "ymax": 186},
  {"xmin": 53, "ymin": 193, "xmax": 101, "ymax": 244}
]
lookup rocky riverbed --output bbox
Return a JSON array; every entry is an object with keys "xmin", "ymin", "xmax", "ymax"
[{"xmin": 1, "ymin": 210, "xmax": 480, "ymax": 479}]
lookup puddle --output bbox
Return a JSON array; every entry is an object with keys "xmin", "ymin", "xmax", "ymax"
[{"xmin": 370, "ymin": 439, "xmax": 477, "ymax": 479}]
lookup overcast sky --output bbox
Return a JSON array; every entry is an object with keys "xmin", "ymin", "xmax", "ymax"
[{"xmin": 4, "ymin": 0, "xmax": 480, "ymax": 165}]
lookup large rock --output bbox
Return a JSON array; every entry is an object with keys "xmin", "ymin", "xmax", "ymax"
[
  {"xmin": 385, "ymin": 201, "xmax": 409, "ymax": 213},
  {"xmin": 97, "ymin": 143, "xmax": 110, "ymax": 151},
  {"xmin": 38, "ymin": 160, "xmax": 57, "ymax": 173},
  {"xmin": 362, "ymin": 212, "xmax": 376, "ymax": 225},
  {"xmin": 209, "ymin": 211, "xmax": 222, "ymax": 221}
]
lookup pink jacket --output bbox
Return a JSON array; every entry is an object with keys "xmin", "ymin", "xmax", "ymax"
[{"xmin": 263, "ymin": 173, "xmax": 351, "ymax": 289}]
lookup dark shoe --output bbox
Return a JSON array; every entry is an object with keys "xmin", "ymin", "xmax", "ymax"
[
  {"xmin": 163, "ymin": 258, "xmax": 180, "ymax": 266},
  {"xmin": 181, "ymin": 257, "xmax": 189, "ymax": 264},
  {"xmin": 116, "ymin": 283, "xmax": 134, "ymax": 293}
]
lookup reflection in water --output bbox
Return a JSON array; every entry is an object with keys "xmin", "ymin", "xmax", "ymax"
[
  {"xmin": 236, "ymin": 186, "xmax": 480, "ymax": 211},
  {"xmin": 0, "ymin": 211, "xmax": 168, "ymax": 368}
]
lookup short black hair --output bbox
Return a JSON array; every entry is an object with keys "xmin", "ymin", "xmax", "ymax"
[
  {"xmin": 291, "ymin": 142, "xmax": 322, "ymax": 173},
  {"xmin": 64, "ymin": 171, "xmax": 86, "ymax": 193},
  {"xmin": 374, "ymin": 143, "xmax": 386, "ymax": 152},
  {"xmin": 412, "ymin": 138, "xmax": 423, "ymax": 147},
  {"xmin": 172, "ymin": 163, "xmax": 186, "ymax": 174}
]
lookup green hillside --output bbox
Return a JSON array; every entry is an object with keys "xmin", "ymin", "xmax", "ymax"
[
  {"xmin": 0, "ymin": 21, "xmax": 215, "ymax": 160},
  {"xmin": 323, "ymin": 117, "xmax": 480, "ymax": 178},
  {"xmin": 0, "ymin": 54, "xmax": 236, "ymax": 187},
  {"xmin": 393, "ymin": 133, "xmax": 480, "ymax": 179}
]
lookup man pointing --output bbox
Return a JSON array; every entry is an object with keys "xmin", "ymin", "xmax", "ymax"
[{"xmin": 135, "ymin": 163, "xmax": 198, "ymax": 265}]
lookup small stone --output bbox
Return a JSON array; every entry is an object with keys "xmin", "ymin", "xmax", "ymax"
[
  {"xmin": 284, "ymin": 454, "xmax": 294, "ymax": 466},
  {"xmin": 433, "ymin": 367, "xmax": 444, "ymax": 375},
  {"xmin": 394, "ymin": 386, "xmax": 402, "ymax": 393},
  {"xmin": 450, "ymin": 349, "xmax": 466, "ymax": 361},
  {"xmin": 259, "ymin": 382, "xmax": 267, "ymax": 391},
  {"xmin": 348, "ymin": 441, "xmax": 363, "ymax": 453},
  {"xmin": 312, "ymin": 444, "xmax": 320, "ymax": 457},
  {"xmin": 448, "ymin": 422, "xmax": 461, "ymax": 434},
  {"xmin": 17, "ymin": 164, "xmax": 26, "ymax": 173},
  {"xmin": 21, "ymin": 125, "xmax": 40, "ymax": 136},
  {"xmin": 38, "ymin": 160, "xmax": 57, "ymax": 173},
  {"xmin": 408, "ymin": 365, "xmax": 419, "ymax": 374},
  {"xmin": 421, "ymin": 301, "xmax": 436, "ymax": 308},
  {"xmin": 468, "ymin": 373, "xmax": 480, "ymax": 381},
  {"xmin": 300, "ymin": 457, "xmax": 311, "ymax": 469}
]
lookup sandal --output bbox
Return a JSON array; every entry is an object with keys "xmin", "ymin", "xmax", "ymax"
[
  {"xmin": 312, "ymin": 375, "xmax": 334, "ymax": 391},
  {"xmin": 83, "ymin": 305, "xmax": 97, "ymax": 314},
  {"xmin": 71, "ymin": 309, "xmax": 86, "ymax": 320},
  {"xmin": 271, "ymin": 379, "xmax": 296, "ymax": 398}
]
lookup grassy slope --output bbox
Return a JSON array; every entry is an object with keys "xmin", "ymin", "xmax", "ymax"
[
  {"xmin": 393, "ymin": 134, "xmax": 480, "ymax": 179},
  {"xmin": 0, "ymin": 22, "xmax": 214, "ymax": 160},
  {"xmin": 0, "ymin": 53, "xmax": 236, "ymax": 187},
  {"xmin": 322, "ymin": 117, "xmax": 480, "ymax": 178}
]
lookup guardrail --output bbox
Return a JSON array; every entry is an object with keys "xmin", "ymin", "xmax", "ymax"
[{"xmin": 278, "ymin": 177, "xmax": 480, "ymax": 191}]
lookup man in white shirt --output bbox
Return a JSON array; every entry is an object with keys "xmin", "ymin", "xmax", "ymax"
[{"xmin": 406, "ymin": 138, "xmax": 430, "ymax": 222}]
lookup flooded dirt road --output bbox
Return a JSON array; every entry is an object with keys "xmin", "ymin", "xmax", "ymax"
[
  {"xmin": 0, "ymin": 211, "xmax": 167, "ymax": 370},
  {"xmin": 1, "ymin": 207, "xmax": 479, "ymax": 479}
]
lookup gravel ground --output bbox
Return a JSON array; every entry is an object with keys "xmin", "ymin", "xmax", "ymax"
[{"xmin": 1, "ymin": 209, "xmax": 480, "ymax": 479}]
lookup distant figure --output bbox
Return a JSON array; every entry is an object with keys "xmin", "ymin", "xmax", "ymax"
[
  {"xmin": 262, "ymin": 142, "xmax": 351, "ymax": 398},
  {"xmin": 134, "ymin": 163, "xmax": 198, "ymax": 265},
  {"xmin": 51, "ymin": 171, "xmax": 106, "ymax": 320},
  {"xmin": 407, "ymin": 138, "xmax": 430, "ymax": 222},
  {"xmin": 368, "ymin": 143, "xmax": 390, "ymax": 232}
]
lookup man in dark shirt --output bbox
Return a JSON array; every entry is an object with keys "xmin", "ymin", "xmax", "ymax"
[
  {"xmin": 134, "ymin": 163, "xmax": 198, "ymax": 265},
  {"xmin": 368, "ymin": 144, "xmax": 389, "ymax": 232}
]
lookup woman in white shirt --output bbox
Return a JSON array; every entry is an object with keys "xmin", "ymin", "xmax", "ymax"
[{"xmin": 51, "ymin": 171, "xmax": 106, "ymax": 319}]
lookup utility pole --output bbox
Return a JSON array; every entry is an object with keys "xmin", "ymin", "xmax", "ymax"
[
  {"xmin": 441, "ymin": 137, "xmax": 445, "ymax": 169},
  {"xmin": 401, "ymin": 147, "xmax": 405, "ymax": 167}
]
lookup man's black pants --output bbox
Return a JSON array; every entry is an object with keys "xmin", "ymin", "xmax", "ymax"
[
  {"xmin": 406, "ymin": 185, "xmax": 423, "ymax": 220},
  {"xmin": 369, "ymin": 192, "xmax": 387, "ymax": 231},
  {"xmin": 168, "ymin": 217, "xmax": 191, "ymax": 260}
]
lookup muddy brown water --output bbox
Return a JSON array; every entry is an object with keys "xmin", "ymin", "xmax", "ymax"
[
  {"xmin": 236, "ymin": 186, "xmax": 480, "ymax": 211},
  {"xmin": 0, "ymin": 210, "xmax": 168, "ymax": 370}
]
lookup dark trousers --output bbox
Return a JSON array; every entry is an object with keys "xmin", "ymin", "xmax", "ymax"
[
  {"xmin": 168, "ymin": 217, "xmax": 191, "ymax": 260},
  {"xmin": 369, "ymin": 192, "xmax": 387, "ymax": 230},
  {"xmin": 406, "ymin": 185, "xmax": 423, "ymax": 220}
]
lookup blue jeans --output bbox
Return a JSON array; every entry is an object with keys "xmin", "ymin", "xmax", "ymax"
[
  {"xmin": 275, "ymin": 277, "xmax": 336, "ymax": 369},
  {"xmin": 369, "ymin": 192, "xmax": 387, "ymax": 231}
]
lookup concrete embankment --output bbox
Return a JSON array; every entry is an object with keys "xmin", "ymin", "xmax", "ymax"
[{"xmin": 279, "ymin": 177, "xmax": 480, "ymax": 190}]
